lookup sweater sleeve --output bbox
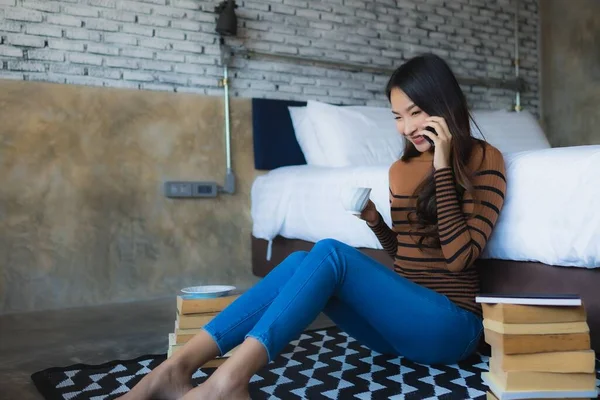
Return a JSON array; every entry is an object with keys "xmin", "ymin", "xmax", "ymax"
[
  {"xmin": 434, "ymin": 147, "xmax": 507, "ymax": 272},
  {"xmin": 368, "ymin": 207, "xmax": 398, "ymax": 260}
]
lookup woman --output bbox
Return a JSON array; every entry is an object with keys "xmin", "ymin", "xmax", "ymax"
[{"xmin": 119, "ymin": 53, "xmax": 507, "ymax": 400}]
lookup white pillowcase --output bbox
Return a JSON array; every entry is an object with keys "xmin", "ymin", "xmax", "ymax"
[
  {"xmin": 290, "ymin": 100, "xmax": 404, "ymax": 167},
  {"xmin": 289, "ymin": 101, "xmax": 552, "ymax": 168},
  {"xmin": 288, "ymin": 106, "xmax": 327, "ymax": 166},
  {"xmin": 470, "ymin": 109, "xmax": 551, "ymax": 154}
]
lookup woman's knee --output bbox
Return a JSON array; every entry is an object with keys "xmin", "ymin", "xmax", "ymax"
[
  {"xmin": 282, "ymin": 250, "xmax": 309, "ymax": 265},
  {"xmin": 312, "ymin": 238, "xmax": 345, "ymax": 253},
  {"xmin": 270, "ymin": 250, "xmax": 309, "ymax": 277}
]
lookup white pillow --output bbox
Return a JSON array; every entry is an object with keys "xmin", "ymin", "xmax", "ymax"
[
  {"xmin": 299, "ymin": 100, "xmax": 404, "ymax": 167},
  {"xmin": 288, "ymin": 106, "xmax": 327, "ymax": 166},
  {"xmin": 470, "ymin": 110, "xmax": 551, "ymax": 154}
]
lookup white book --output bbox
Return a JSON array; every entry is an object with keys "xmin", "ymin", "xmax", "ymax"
[
  {"xmin": 482, "ymin": 372, "xmax": 599, "ymax": 400},
  {"xmin": 475, "ymin": 293, "xmax": 582, "ymax": 306}
]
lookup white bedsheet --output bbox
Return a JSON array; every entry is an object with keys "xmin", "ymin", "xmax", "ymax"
[{"xmin": 251, "ymin": 145, "xmax": 600, "ymax": 268}]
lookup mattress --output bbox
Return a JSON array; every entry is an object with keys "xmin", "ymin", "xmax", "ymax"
[{"xmin": 251, "ymin": 145, "xmax": 600, "ymax": 268}]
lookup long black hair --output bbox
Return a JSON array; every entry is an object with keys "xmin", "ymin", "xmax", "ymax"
[{"xmin": 385, "ymin": 53, "xmax": 485, "ymax": 249}]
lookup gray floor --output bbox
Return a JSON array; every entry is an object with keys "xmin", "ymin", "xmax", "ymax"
[{"xmin": 0, "ymin": 297, "xmax": 334, "ymax": 400}]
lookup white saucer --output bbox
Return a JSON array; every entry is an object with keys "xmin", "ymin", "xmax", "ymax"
[{"xmin": 180, "ymin": 285, "xmax": 236, "ymax": 299}]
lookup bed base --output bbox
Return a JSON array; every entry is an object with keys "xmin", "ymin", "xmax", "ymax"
[{"xmin": 252, "ymin": 235, "xmax": 600, "ymax": 355}]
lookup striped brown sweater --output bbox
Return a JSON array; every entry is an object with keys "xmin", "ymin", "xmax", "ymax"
[{"xmin": 369, "ymin": 141, "xmax": 507, "ymax": 317}]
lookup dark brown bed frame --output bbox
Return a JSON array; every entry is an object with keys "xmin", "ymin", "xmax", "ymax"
[{"xmin": 251, "ymin": 235, "xmax": 600, "ymax": 355}]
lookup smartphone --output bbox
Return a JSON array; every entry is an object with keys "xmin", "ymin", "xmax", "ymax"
[{"xmin": 424, "ymin": 126, "xmax": 437, "ymax": 146}]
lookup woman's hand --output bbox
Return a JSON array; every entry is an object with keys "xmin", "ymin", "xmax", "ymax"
[
  {"xmin": 358, "ymin": 199, "xmax": 380, "ymax": 226},
  {"xmin": 420, "ymin": 116, "xmax": 452, "ymax": 170}
]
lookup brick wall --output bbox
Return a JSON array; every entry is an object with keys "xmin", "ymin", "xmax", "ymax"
[{"xmin": 0, "ymin": 0, "xmax": 539, "ymax": 112}]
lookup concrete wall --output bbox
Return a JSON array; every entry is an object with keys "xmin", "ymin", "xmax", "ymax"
[
  {"xmin": 540, "ymin": 0, "xmax": 600, "ymax": 146},
  {"xmin": 0, "ymin": 0, "xmax": 540, "ymax": 112},
  {"xmin": 0, "ymin": 80, "xmax": 259, "ymax": 314}
]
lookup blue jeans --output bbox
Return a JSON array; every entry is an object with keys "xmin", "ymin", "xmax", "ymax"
[{"xmin": 203, "ymin": 238, "xmax": 483, "ymax": 365}]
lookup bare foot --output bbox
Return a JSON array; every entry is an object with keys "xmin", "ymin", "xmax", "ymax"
[
  {"xmin": 115, "ymin": 359, "xmax": 193, "ymax": 400},
  {"xmin": 180, "ymin": 372, "xmax": 251, "ymax": 400}
]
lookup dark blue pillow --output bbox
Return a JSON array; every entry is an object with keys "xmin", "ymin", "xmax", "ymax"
[{"xmin": 252, "ymin": 98, "xmax": 308, "ymax": 170}]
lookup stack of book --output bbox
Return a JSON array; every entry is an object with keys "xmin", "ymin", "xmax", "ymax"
[
  {"xmin": 167, "ymin": 293, "xmax": 240, "ymax": 368},
  {"xmin": 476, "ymin": 294, "xmax": 598, "ymax": 400}
]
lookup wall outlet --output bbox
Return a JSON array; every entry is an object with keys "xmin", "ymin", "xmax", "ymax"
[{"xmin": 164, "ymin": 181, "xmax": 218, "ymax": 198}]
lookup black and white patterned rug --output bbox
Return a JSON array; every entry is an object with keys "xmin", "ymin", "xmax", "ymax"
[{"xmin": 31, "ymin": 328, "xmax": 600, "ymax": 400}]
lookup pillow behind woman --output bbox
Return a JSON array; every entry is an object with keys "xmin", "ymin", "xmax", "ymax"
[{"xmin": 289, "ymin": 100, "xmax": 405, "ymax": 168}]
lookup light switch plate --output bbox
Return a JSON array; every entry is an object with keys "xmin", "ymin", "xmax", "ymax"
[{"xmin": 164, "ymin": 181, "xmax": 218, "ymax": 198}]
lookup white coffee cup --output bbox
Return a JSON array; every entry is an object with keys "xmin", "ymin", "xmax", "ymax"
[{"xmin": 340, "ymin": 187, "xmax": 372, "ymax": 215}]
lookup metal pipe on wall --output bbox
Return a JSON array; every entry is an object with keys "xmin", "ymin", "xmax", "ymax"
[
  {"xmin": 514, "ymin": 0, "xmax": 522, "ymax": 112},
  {"xmin": 223, "ymin": 63, "xmax": 232, "ymax": 171},
  {"xmin": 219, "ymin": 41, "xmax": 235, "ymax": 194},
  {"xmin": 236, "ymin": 48, "xmax": 526, "ymax": 93}
]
